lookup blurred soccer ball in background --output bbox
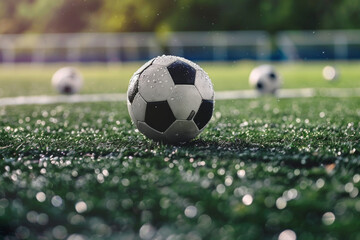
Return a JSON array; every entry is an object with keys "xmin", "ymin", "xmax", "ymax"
[
  {"xmin": 249, "ymin": 65, "xmax": 281, "ymax": 94},
  {"xmin": 322, "ymin": 65, "xmax": 339, "ymax": 81},
  {"xmin": 52, "ymin": 67, "xmax": 83, "ymax": 94},
  {"xmin": 127, "ymin": 55, "xmax": 214, "ymax": 143}
]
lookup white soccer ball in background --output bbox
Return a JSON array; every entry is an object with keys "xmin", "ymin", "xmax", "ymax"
[
  {"xmin": 127, "ymin": 55, "xmax": 215, "ymax": 143},
  {"xmin": 322, "ymin": 65, "xmax": 339, "ymax": 81},
  {"xmin": 52, "ymin": 67, "xmax": 83, "ymax": 94},
  {"xmin": 249, "ymin": 64, "xmax": 281, "ymax": 94}
]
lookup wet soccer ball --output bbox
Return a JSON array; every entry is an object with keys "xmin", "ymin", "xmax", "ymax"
[
  {"xmin": 127, "ymin": 55, "xmax": 215, "ymax": 143},
  {"xmin": 249, "ymin": 65, "xmax": 281, "ymax": 94},
  {"xmin": 322, "ymin": 65, "xmax": 339, "ymax": 81},
  {"xmin": 52, "ymin": 67, "xmax": 83, "ymax": 94}
]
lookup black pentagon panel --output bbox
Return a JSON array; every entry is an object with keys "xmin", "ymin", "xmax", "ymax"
[
  {"xmin": 256, "ymin": 82, "xmax": 263, "ymax": 90},
  {"xmin": 63, "ymin": 85, "xmax": 73, "ymax": 94},
  {"xmin": 268, "ymin": 72, "xmax": 277, "ymax": 81},
  {"xmin": 194, "ymin": 100, "xmax": 214, "ymax": 130},
  {"xmin": 128, "ymin": 75, "xmax": 139, "ymax": 103},
  {"xmin": 167, "ymin": 60, "xmax": 196, "ymax": 85},
  {"xmin": 145, "ymin": 101, "xmax": 176, "ymax": 132}
]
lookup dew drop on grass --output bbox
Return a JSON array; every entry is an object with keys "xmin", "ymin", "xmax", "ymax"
[
  {"xmin": 216, "ymin": 184, "xmax": 226, "ymax": 194},
  {"xmin": 276, "ymin": 197, "xmax": 287, "ymax": 209},
  {"xmin": 184, "ymin": 205, "xmax": 197, "ymax": 218},
  {"xmin": 121, "ymin": 178, "xmax": 130, "ymax": 186},
  {"xmin": 36, "ymin": 192, "xmax": 46, "ymax": 202},
  {"xmin": 344, "ymin": 182, "xmax": 354, "ymax": 193},
  {"xmin": 283, "ymin": 189, "xmax": 298, "ymax": 200},
  {"xmin": 316, "ymin": 178, "xmax": 325, "ymax": 188},
  {"xmin": 237, "ymin": 169, "xmax": 246, "ymax": 178},
  {"xmin": 139, "ymin": 224, "xmax": 156, "ymax": 240},
  {"xmin": 242, "ymin": 194, "xmax": 253, "ymax": 206},
  {"xmin": 102, "ymin": 169, "xmax": 109, "ymax": 177},
  {"xmin": 51, "ymin": 196, "xmax": 63, "ymax": 207},
  {"xmin": 217, "ymin": 168, "xmax": 225, "ymax": 175},
  {"xmin": 52, "ymin": 225, "xmax": 67, "ymax": 240},
  {"xmin": 72, "ymin": 170, "xmax": 78, "ymax": 177},
  {"xmin": 278, "ymin": 229, "xmax": 296, "ymax": 240},
  {"xmin": 354, "ymin": 174, "xmax": 360, "ymax": 183},
  {"xmin": 322, "ymin": 212, "xmax": 335, "ymax": 225},
  {"xmin": 75, "ymin": 201, "xmax": 87, "ymax": 213},
  {"xmin": 349, "ymin": 188, "xmax": 359, "ymax": 198},
  {"xmin": 224, "ymin": 176, "xmax": 233, "ymax": 186}
]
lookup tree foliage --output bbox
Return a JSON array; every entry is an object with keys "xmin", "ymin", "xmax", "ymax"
[
  {"xmin": 0, "ymin": 0, "xmax": 359, "ymax": 34},
  {"xmin": 88, "ymin": 0, "xmax": 175, "ymax": 32},
  {"xmin": 0, "ymin": 0, "xmax": 99, "ymax": 34}
]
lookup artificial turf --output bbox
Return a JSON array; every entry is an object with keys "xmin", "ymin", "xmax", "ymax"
[{"xmin": 1, "ymin": 96, "xmax": 359, "ymax": 239}]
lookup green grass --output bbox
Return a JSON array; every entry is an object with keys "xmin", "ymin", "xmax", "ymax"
[
  {"xmin": 0, "ymin": 61, "xmax": 360, "ymax": 98},
  {"xmin": 0, "ymin": 62, "xmax": 360, "ymax": 239}
]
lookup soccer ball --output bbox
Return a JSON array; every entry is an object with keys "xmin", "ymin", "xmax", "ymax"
[
  {"xmin": 127, "ymin": 55, "xmax": 215, "ymax": 143},
  {"xmin": 322, "ymin": 65, "xmax": 339, "ymax": 81},
  {"xmin": 249, "ymin": 65, "xmax": 281, "ymax": 94},
  {"xmin": 52, "ymin": 67, "xmax": 83, "ymax": 94}
]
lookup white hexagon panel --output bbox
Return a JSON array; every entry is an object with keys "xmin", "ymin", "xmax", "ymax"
[
  {"xmin": 152, "ymin": 55, "xmax": 179, "ymax": 66},
  {"xmin": 167, "ymin": 85, "xmax": 202, "ymax": 120},
  {"xmin": 153, "ymin": 55, "xmax": 202, "ymax": 71},
  {"xmin": 138, "ymin": 65, "xmax": 175, "ymax": 102},
  {"xmin": 195, "ymin": 70, "xmax": 214, "ymax": 100},
  {"xmin": 164, "ymin": 120, "xmax": 200, "ymax": 143}
]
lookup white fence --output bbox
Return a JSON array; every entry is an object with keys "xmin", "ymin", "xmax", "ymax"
[
  {"xmin": 277, "ymin": 30, "xmax": 360, "ymax": 60},
  {"xmin": 0, "ymin": 31, "xmax": 270, "ymax": 64},
  {"xmin": 0, "ymin": 30, "xmax": 360, "ymax": 63}
]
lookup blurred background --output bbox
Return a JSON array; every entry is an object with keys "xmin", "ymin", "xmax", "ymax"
[{"xmin": 1, "ymin": 0, "xmax": 360, "ymax": 63}]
